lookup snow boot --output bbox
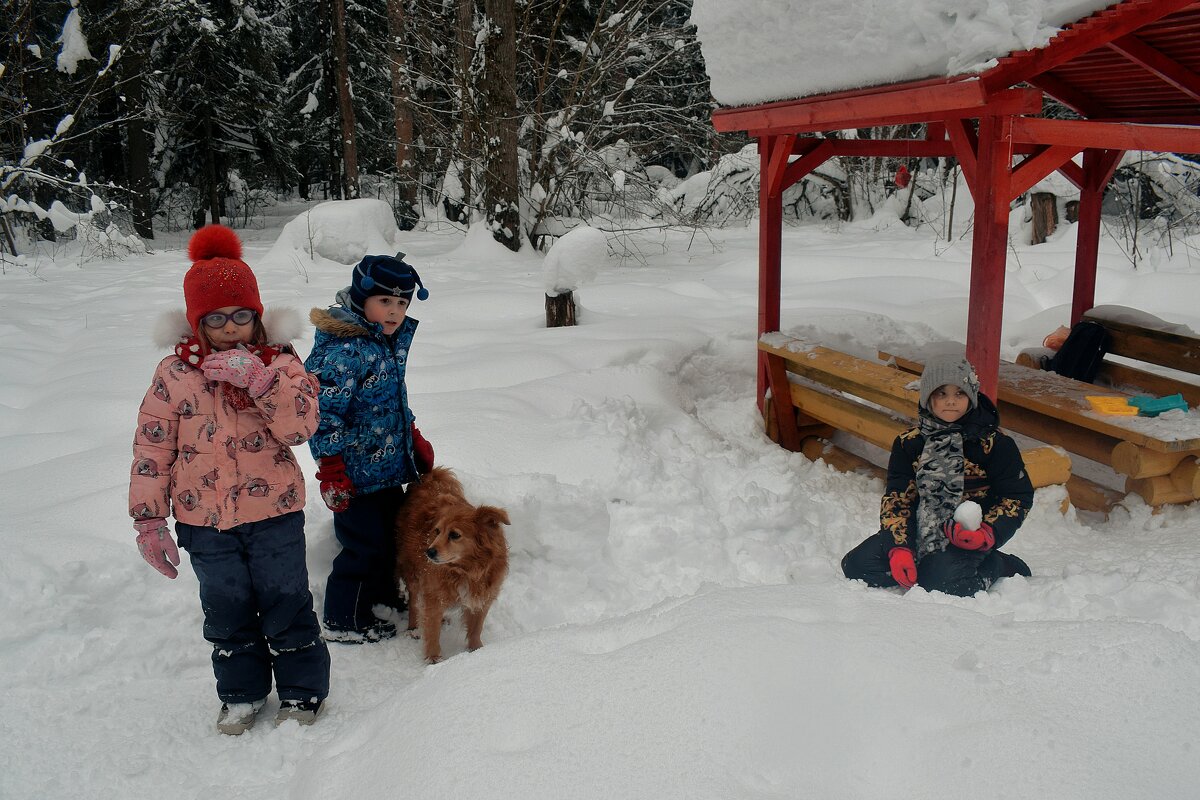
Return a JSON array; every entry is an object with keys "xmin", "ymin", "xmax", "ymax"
[
  {"xmin": 321, "ymin": 619, "xmax": 397, "ymax": 644},
  {"xmin": 275, "ymin": 699, "xmax": 325, "ymax": 727},
  {"xmin": 216, "ymin": 699, "xmax": 266, "ymax": 735},
  {"xmin": 999, "ymin": 552, "xmax": 1032, "ymax": 578}
]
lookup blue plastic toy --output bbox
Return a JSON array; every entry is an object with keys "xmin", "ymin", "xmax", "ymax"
[{"xmin": 1128, "ymin": 393, "xmax": 1189, "ymax": 417}]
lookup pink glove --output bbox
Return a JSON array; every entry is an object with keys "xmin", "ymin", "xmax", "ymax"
[
  {"xmin": 888, "ymin": 547, "xmax": 917, "ymax": 589},
  {"xmin": 134, "ymin": 518, "xmax": 180, "ymax": 579},
  {"xmin": 943, "ymin": 520, "xmax": 995, "ymax": 551},
  {"xmin": 201, "ymin": 350, "xmax": 276, "ymax": 397}
]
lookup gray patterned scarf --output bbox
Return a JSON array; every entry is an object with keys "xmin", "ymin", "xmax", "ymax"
[{"xmin": 914, "ymin": 412, "xmax": 965, "ymax": 560}]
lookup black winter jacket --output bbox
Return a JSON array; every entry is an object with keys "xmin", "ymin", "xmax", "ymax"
[{"xmin": 880, "ymin": 394, "xmax": 1033, "ymax": 552}]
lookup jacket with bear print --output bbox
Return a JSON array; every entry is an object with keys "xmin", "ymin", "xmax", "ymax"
[{"xmin": 129, "ymin": 311, "xmax": 319, "ymax": 530}]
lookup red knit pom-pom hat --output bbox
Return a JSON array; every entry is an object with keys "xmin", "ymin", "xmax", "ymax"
[{"xmin": 182, "ymin": 225, "xmax": 263, "ymax": 334}]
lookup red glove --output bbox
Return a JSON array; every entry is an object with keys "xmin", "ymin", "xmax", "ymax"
[
  {"xmin": 943, "ymin": 520, "xmax": 995, "ymax": 551},
  {"xmin": 888, "ymin": 547, "xmax": 917, "ymax": 589},
  {"xmin": 315, "ymin": 455, "xmax": 355, "ymax": 512},
  {"xmin": 412, "ymin": 425, "xmax": 434, "ymax": 474},
  {"xmin": 200, "ymin": 350, "xmax": 276, "ymax": 397},
  {"xmin": 134, "ymin": 518, "xmax": 180, "ymax": 579}
]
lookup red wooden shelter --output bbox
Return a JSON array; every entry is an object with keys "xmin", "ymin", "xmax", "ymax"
[{"xmin": 711, "ymin": 0, "xmax": 1200, "ymax": 429}]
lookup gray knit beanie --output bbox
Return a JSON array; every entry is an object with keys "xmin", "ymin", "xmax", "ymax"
[{"xmin": 919, "ymin": 354, "xmax": 980, "ymax": 411}]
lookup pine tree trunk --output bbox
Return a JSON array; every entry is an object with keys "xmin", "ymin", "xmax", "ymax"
[
  {"xmin": 481, "ymin": 0, "xmax": 520, "ymax": 252},
  {"xmin": 546, "ymin": 292, "xmax": 576, "ymax": 327},
  {"xmin": 331, "ymin": 0, "xmax": 360, "ymax": 199},
  {"xmin": 456, "ymin": 0, "xmax": 476, "ymax": 224},
  {"xmin": 1030, "ymin": 192, "xmax": 1058, "ymax": 245},
  {"xmin": 386, "ymin": 0, "xmax": 417, "ymax": 229},
  {"xmin": 124, "ymin": 64, "xmax": 155, "ymax": 239},
  {"xmin": 203, "ymin": 116, "xmax": 222, "ymax": 225}
]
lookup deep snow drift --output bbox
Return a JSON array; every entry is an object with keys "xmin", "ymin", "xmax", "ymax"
[{"xmin": 3, "ymin": 200, "xmax": 1200, "ymax": 799}]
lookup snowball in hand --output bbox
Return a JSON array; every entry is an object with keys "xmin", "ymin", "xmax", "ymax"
[
  {"xmin": 543, "ymin": 225, "xmax": 610, "ymax": 296},
  {"xmin": 954, "ymin": 500, "xmax": 983, "ymax": 531}
]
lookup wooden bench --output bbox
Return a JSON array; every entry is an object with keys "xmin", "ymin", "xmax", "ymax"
[
  {"xmin": 757, "ymin": 335, "xmax": 1072, "ymax": 491},
  {"xmin": 1017, "ymin": 309, "xmax": 1200, "ymax": 408},
  {"xmin": 882, "ymin": 347, "xmax": 1200, "ymax": 509}
]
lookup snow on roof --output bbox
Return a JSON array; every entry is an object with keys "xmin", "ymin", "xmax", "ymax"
[{"xmin": 690, "ymin": 0, "xmax": 1119, "ymax": 108}]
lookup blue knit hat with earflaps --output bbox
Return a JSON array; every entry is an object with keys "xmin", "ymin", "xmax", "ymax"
[{"xmin": 345, "ymin": 253, "xmax": 429, "ymax": 316}]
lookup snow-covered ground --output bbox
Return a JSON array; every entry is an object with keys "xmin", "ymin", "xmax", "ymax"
[{"xmin": 3, "ymin": 201, "xmax": 1200, "ymax": 799}]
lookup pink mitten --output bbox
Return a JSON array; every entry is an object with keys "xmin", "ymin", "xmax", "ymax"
[
  {"xmin": 134, "ymin": 518, "xmax": 181, "ymax": 579},
  {"xmin": 201, "ymin": 350, "xmax": 276, "ymax": 397}
]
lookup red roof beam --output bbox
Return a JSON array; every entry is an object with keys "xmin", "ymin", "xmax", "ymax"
[
  {"xmin": 1107, "ymin": 34, "xmax": 1200, "ymax": 101},
  {"xmin": 1010, "ymin": 117, "xmax": 1200, "ymax": 152},
  {"xmin": 1029, "ymin": 73, "xmax": 1115, "ymax": 118},
  {"xmin": 981, "ymin": 0, "xmax": 1197, "ymax": 93},
  {"xmin": 779, "ymin": 138, "xmax": 834, "ymax": 194},
  {"xmin": 945, "ymin": 118, "xmax": 980, "ymax": 194},
  {"xmin": 825, "ymin": 139, "xmax": 1057, "ymax": 158},
  {"xmin": 1007, "ymin": 145, "xmax": 1083, "ymax": 201},
  {"xmin": 715, "ymin": 82, "xmax": 1041, "ymax": 135}
]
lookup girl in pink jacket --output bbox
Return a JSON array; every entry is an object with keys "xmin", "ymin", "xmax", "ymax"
[{"xmin": 129, "ymin": 225, "xmax": 330, "ymax": 735}]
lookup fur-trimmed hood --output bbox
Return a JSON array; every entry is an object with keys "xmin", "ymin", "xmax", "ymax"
[
  {"xmin": 309, "ymin": 305, "xmax": 374, "ymax": 339},
  {"xmin": 153, "ymin": 306, "xmax": 305, "ymax": 349}
]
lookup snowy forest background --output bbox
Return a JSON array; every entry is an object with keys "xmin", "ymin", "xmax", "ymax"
[{"xmin": 7, "ymin": 0, "xmax": 1200, "ymax": 264}]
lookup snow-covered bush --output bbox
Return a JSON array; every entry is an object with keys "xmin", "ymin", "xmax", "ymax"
[{"xmin": 266, "ymin": 198, "xmax": 406, "ymax": 265}]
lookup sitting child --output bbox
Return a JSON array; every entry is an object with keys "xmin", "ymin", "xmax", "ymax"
[{"xmin": 841, "ymin": 353, "xmax": 1033, "ymax": 596}]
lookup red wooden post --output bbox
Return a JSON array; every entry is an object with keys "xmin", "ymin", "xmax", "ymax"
[
  {"xmin": 758, "ymin": 136, "xmax": 784, "ymax": 413},
  {"xmin": 964, "ymin": 115, "xmax": 1014, "ymax": 401},
  {"xmin": 1070, "ymin": 148, "xmax": 1123, "ymax": 323}
]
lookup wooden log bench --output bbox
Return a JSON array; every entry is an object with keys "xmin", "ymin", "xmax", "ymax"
[
  {"xmin": 757, "ymin": 335, "xmax": 1072, "ymax": 492},
  {"xmin": 1017, "ymin": 307, "xmax": 1200, "ymax": 408},
  {"xmin": 881, "ymin": 347, "xmax": 1200, "ymax": 509}
]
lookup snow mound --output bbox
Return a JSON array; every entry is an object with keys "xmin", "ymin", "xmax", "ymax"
[
  {"xmin": 543, "ymin": 225, "xmax": 610, "ymax": 296},
  {"xmin": 266, "ymin": 198, "xmax": 404, "ymax": 265}
]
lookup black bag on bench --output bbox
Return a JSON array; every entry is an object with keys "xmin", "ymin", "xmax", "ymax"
[{"xmin": 1045, "ymin": 320, "xmax": 1111, "ymax": 383}]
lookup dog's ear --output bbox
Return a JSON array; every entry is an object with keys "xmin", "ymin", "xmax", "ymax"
[{"xmin": 477, "ymin": 505, "xmax": 510, "ymax": 528}]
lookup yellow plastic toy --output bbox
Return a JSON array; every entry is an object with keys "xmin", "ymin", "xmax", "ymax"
[{"xmin": 1085, "ymin": 396, "xmax": 1138, "ymax": 415}]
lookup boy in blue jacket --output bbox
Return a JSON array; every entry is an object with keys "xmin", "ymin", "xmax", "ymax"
[{"xmin": 306, "ymin": 254, "xmax": 435, "ymax": 642}]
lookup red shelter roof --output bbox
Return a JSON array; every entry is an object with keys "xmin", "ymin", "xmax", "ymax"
[{"xmin": 710, "ymin": 0, "xmax": 1200, "ymax": 411}]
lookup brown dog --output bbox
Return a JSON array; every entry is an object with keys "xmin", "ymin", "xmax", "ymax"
[{"xmin": 395, "ymin": 467, "xmax": 510, "ymax": 663}]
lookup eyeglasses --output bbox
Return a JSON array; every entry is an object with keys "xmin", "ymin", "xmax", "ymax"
[{"xmin": 201, "ymin": 308, "xmax": 257, "ymax": 328}]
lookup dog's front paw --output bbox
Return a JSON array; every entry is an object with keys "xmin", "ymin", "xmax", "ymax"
[{"xmin": 405, "ymin": 629, "xmax": 420, "ymax": 640}]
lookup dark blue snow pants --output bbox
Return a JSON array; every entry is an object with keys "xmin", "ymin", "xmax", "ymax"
[
  {"xmin": 324, "ymin": 486, "xmax": 406, "ymax": 632},
  {"xmin": 841, "ymin": 530, "xmax": 1028, "ymax": 597},
  {"xmin": 175, "ymin": 511, "xmax": 330, "ymax": 704}
]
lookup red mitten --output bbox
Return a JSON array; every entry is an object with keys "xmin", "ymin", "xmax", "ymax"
[
  {"xmin": 315, "ymin": 455, "xmax": 355, "ymax": 512},
  {"xmin": 411, "ymin": 425, "xmax": 434, "ymax": 474},
  {"xmin": 134, "ymin": 518, "xmax": 180, "ymax": 579},
  {"xmin": 943, "ymin": 520, "xmax": 995, "ymax": 551},
  {"xmin": 888, "ymin": 547, "xmax": 918, "ymax": 589},
  {"xmin": 200, "ymin": 350, "xmax": 276, "ymax": 397}
]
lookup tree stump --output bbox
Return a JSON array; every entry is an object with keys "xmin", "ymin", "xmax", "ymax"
[
  {"xmin": 1030, "ymin": 192, "xmax": 1058, "ymax": 244},
  {"xmin": 545, "ymin": 291, "xmax": 576, "ymax": 327}
]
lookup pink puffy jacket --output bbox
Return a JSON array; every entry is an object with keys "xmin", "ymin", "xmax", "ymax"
[{"xmin": 129, "ymin": 350, "xmax": 319, "ymax": 530}]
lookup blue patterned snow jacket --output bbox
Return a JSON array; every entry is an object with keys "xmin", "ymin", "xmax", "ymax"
[{"xmin": 305, "ymin": 302, "xmax": 421, "ymax": 495}]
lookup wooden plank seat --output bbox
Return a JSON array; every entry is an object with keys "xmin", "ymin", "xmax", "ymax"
[
  {"xmin": 1017, "ymin": 308, "xmax": 1200, "ymax": 408},
  {"xmin": 881, "ymin": 347, "xmax": 1200, "ymax": 508},
  {"xmin": 757, "ymin": 335, "xmax": 1071, "ymax": 491}
]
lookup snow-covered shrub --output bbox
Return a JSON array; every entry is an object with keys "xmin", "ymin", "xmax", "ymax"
[{"xmin": 266, "ymin": 198, "xmax": 406, "ymax": 264}]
